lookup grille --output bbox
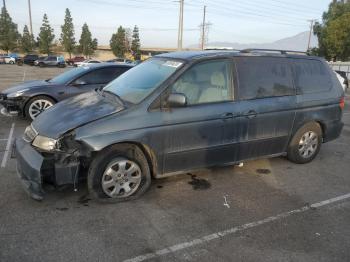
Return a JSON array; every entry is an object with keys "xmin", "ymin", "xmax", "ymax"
[
  {"xmin": 23, "ymin": 125, "xmax": 38, "ymax": 142},
  {"xmin": 0, "ymin": 93, "xmax": 6, "ymax": 101}
]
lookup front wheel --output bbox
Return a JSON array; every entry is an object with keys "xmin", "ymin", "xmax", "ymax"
[
  {"xmin": 287, "ymin": 122, "xmax": 322, "ymax": 164},
  {"xmin": 25, "ymin": 96, "xmax": 55, "ymax": 120},
  {"xmin": 87, "ymin": 144, "xmax": 151, "ymax": 202}
]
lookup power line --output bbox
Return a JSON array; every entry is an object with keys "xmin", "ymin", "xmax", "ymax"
[{"xmin": 189, "ymin": 0, "xmax": 318, "ymax": 24}]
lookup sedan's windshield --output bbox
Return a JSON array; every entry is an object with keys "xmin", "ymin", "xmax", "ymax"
[
  {"xmin": 103, "ymin": 58, "xmax": 183, "ymax": 104},
  {"xmin": 49, "ymin": 66, "xmax": 91, "ymax": 85}
]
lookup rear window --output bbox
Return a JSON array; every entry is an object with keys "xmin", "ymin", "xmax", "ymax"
[
  {"xmin": 235, "ymin": 57, "xmax": 294, "ymax": 100},
  {"xmin": 292, "ymin": 59, "xmax": 332, "ymax": 94}
]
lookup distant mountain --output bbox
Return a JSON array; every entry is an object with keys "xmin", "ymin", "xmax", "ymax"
[{"xmin": 189, "ymin": 31, "xmax": 318, "ymax": 51}]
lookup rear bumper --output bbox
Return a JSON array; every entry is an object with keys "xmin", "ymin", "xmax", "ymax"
[{"xmin": 323, "ymin": 120, "xmax": 344, "ymax": 143}]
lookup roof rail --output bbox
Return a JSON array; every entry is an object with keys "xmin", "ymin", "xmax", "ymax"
[{"xmin": 240, "ymin": 48, "xmax": 309, "ymax": 55}]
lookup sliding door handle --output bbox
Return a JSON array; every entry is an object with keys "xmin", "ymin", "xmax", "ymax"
[{"xmin": 244, "ymin": 110, "xmax": 257, "ymax": 119}]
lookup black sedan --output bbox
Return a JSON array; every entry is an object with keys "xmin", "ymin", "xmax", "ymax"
[{"xmin": 0, "ymin": 63, "xmax": 133, "ymax": 120}]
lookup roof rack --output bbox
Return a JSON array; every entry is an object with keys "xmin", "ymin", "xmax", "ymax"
[{"xmin": 240, "ymin": 48, "xmax": 309, "ymax": 56}]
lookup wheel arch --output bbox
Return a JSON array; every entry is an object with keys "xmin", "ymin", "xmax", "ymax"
[
  {"xmin": 289, "ymin": 120, "xmax": 324, "ymax": 147},
  {"xmin": 90, "ymin": 141, "xmax": 158, "ymax": 178}
]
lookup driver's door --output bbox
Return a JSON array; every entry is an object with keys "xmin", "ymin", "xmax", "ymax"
[{"xmin": 159, "ymin": 59, "xmax": 238, "ymax": 173}]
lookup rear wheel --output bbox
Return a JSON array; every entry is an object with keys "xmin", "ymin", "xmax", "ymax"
[
  {"xmin": 25, "ymin": 96, "xmax": 55, "ymax": 120},
  {"xmin": 87, "ymin": 144, "xmax": 151, "ymax": 202},
  {"xmin": 287, "ymin": 122, "xmax": 322, "ymax": 164}
]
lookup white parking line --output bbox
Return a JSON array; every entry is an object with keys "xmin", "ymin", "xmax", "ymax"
[
  {"xmin": 123, "ymin": 193, "xmax": 350, "ymax": 262},
  {"xmin": 1, "ymin": 123, "xmax": 15, "ymax": 168}
]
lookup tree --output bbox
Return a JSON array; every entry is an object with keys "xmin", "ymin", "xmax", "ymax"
[
  {"xmin": 313, "ymin": 1, "xmax": 350, "ymax": 60},
  {"xmin": 131, "ymin": 25, "xmax": 141, "ymax": 60},
  {"xmin": 60, "ymin": 8, "xmax": 75, "ymax": 59},
  {"xmin": 110, "ymin": 26, "xmax": 126, "ymax": 58},
  {"xmin": 0, "ymin": 7, "xmax": 19, "ymax": 54},
  {"xmin": 37, "ymin": 14, "xmax": 55, "ymax": 55},
  {"xmin": 78, "ymin": 23, "xmax": 97, "ymax": 57},
  {"xmin": 20, "ymin": 25, "xmax": 35, "ymax": 53}
]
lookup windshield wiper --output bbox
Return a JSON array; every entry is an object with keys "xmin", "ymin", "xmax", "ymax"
[{"xmin": 102, "ymin": 90, "xmax": 125, "ymax": 106}]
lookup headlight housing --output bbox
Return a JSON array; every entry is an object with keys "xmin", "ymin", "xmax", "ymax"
[
  {"xmin": 7, "ymin": 89, "xmax": 29, "ymax": 98},
  {"xmin": 32, "ymin": 135, "xmax": 58, "ymax": 151}
]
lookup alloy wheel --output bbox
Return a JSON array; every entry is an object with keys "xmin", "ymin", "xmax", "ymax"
[
  {"xmin": 28, "ymin": 99, "xmax": 54, "ymax": 119},
  {"xmin": 101, "ymin": 159, "xmax": 142, "ymax": 198},
  {"xmin": 298, "ymin": 131, "xmax": 318, "ymax": 158}
]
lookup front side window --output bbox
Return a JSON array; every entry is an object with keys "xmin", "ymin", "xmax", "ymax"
[
  {"xmin": 77, "ymin": 67, "xmax": 129, "ymax": 85},
  {"xmin": 104, "ymin": 58, "xmax": 182, "ymax": 104},
  {"xmin": 47, "ymin": 56, "xmax": 56, "ymax": 61},
  {"xmin": 235, "ymin": 57, "xmax": 294, "ymax": 100},
  {"xmin": 50, "ymin": 66, "xmax": 90, "ymax": 85},
  {"xmin": 171, "ymin": 60, "xmax": 233, "ymax": 105}
]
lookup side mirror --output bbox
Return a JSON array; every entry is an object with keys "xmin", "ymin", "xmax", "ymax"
[
  {"xmin": 72, "ymin": 79, "xmax": 87, "ymax": 86},
  {"xmin": 167, "ymin": 93, "xmax": 187, "ymax": 108}
]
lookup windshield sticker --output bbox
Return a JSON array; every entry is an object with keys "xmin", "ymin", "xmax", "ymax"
[{"xmin": 163, "ymin": 61, "xmax": 182, "ymax": 68}]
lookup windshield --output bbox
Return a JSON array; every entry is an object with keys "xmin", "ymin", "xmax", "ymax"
[
  {"xmin": 49, "ymin": 66, "xmax": 91, "ymax": 85},
  {"xmin": 103, "ymin": 58, "xmax": 183, "ymax": 104}
]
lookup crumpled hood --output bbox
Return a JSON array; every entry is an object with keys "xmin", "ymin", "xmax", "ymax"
[
  {"xmin": 32, "ymin": 91, "xmax": 124, "ymax": 139},
  {"xmin": 2, "ymin": 80, "xmax": 52, "ymax": 95}
]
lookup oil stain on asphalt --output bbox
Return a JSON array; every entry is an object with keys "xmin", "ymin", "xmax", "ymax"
[
  {"xmin": 256, "ymin": 168, "xmax": 271, "ymax": 175},
  {"xmin": 78, "ymin": 194, "xmax": 91, "ymax": 206},
  {"xmin": 187, "ymin": 173, "xmax": 211, "ymax": 190}
]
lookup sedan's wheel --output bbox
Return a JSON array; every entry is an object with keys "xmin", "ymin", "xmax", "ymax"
[
  {"xmin": 9, "ymin": 60, "xmax": 15, "ymax": 64},
  {"xmin": 287, "ymin": 122, "xmax": 322, "ymax": 164},
  {"xmin": 88, "ymin": 144, "xmax": 151, "ymax": 202},
  {"xmin": 25, "ymin": 96, "xmax": 55, "ymax": 120}
]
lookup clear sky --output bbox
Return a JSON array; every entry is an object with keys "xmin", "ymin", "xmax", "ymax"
[{"xmin": 6, "ymin": 0, "xmax": 331, "ymax": 48}]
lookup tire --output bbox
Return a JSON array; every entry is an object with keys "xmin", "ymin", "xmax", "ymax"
[
  {"xmin": 287, "ymin": 122, "xmax": 322, "ymax": 164},
  {"xmin": 9, "ymin": 60, "xmax": 15, "ymax": 64},
  {"xmin": 87, "ymin": 144, "xmax": 151, "ymax": 203},
  {"xmin": 39, "ymin": 62, "xmax": 45, "ymax": 67},
  {"xmin": 24, "ymin": 96, "xmax": 55, "ymax": 120}
]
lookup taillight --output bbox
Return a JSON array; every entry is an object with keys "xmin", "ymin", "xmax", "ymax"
[{"xmin": 340, "ymin": 97, "xmax": 345, "ymax": 110}]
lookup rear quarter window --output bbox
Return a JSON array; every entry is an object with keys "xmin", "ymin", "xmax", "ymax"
[
  {"xmin": 235, "ymin": 57, "xmax": 294, "ymax": 100},
  {"xmin": 292, "ymin": 59, "xmax": 332, "ymax": 94}
]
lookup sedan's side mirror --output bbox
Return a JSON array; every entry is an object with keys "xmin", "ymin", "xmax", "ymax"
[
  {"xmin": 72, "ymin": 79, "xmax": 87, "ymax": 86},
  {"xmin": 167, "ymin": 93, "xmax": 187, "ymax": 108}
]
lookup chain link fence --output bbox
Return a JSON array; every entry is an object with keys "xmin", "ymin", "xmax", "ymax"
[{"xmin": 329, "ymin": 62, "xmax": 350, "ymax": 80}]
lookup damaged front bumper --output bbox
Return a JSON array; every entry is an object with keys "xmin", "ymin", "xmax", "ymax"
[
  {"xmin": 0, "ymin": 95, "xmax": 24, "ymax": 116},
  {"xmin": 15, "ymin": 137, "xmax": 80, "ymax": 200}
]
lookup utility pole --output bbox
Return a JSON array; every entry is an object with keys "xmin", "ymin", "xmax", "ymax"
[
  {"xmin": 307, "ymin": 19, "xmax": 316, "ymax": 51},
  {"xmin": 201, "ymin": 5, "xmax": 206, "ymax": 50},
  {"xmin": 28, "ymin": 0, "xmax": 33, "ymax": 36},
  {"xmin": 177, "ymin": 0, "xmax": 184, "ymax": 50}
]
